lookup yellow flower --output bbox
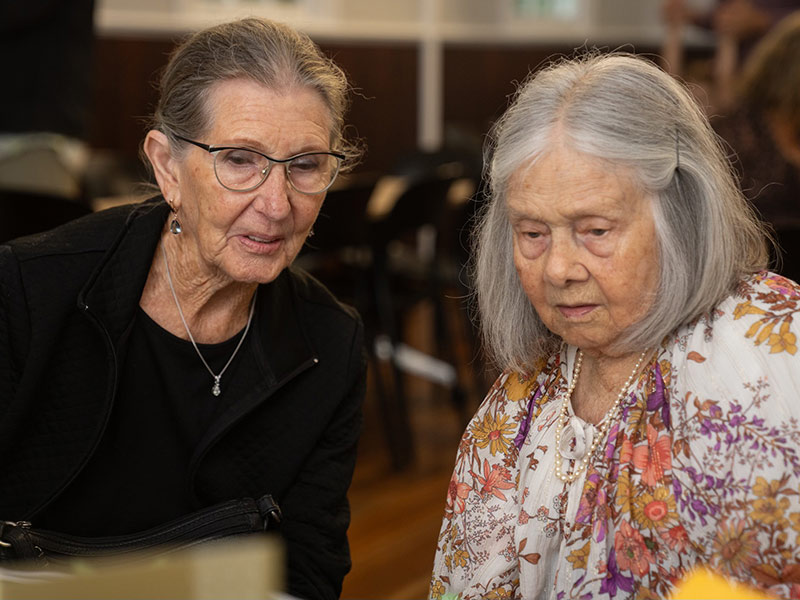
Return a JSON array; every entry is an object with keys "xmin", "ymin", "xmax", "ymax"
[
  {"xmin": 751, "ymin": 496, "xmax": 790, "ymax": 526},
  {"xmin": 777, "ymin": 532, "xmax": 792, "ymax": 559},
  {"xmin": 471, "ymin": 413, "xmax": 516, "ymax": 456},
  {"xmin": 453, "ymin": 549, "xmax": 469, "ymax": 568},
  {"xmin": 430, "ymin": 579, "xmax": 446, "ymax": 600},
  {"xmin": 768, "ymin": 321, "xmax": 797, "ymax": 355},
  {"xmin": 734, "ymin": 300, "xmax": 766, "ymax": 320},
  {"xmin": 616, "ymin": 468, "xmax": 633, "ymax": 511},
  {"xmin": 658, "ymin": 358, "xmax": 673, "ymax": 386},
  {"xmin": 752, "ymin": 476, "xmax": 780, "ymax": 498},
  {"xmin": 712, "ymin": 519, "xmax": 759, "ymax": 577},
  {"xmin": 745, "ymin": 319, "xmax": 774, "ymax": 345},
  {"xmin": 502, "ymin": 371, "xmax": 537, "ymax": 401},
  {"xmin": 485, "ymin": 589, "xmax": 513, "ymax": 600},
  {"xmin": 625, "ymin": 402, "xmax": 646, "ymax": 429},
  {"xmin": 566, "ymin": 542, "xmax": 591, "ymax": 570},
  {"xmin": 632, "ymin": 487, "xmax": 678, "ymax": 530},
  {"xmin": 790, "ymin": 512, "xmax": 800, "ymax": 535}
]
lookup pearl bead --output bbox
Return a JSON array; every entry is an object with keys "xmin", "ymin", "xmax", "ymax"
[{"xmin": 554, "ymin": 348, "xmax": 649, "ymax": 484}]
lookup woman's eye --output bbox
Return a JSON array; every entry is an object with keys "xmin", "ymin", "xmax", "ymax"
[
  {"xmin": 588, "ymin": 228, "xmax": 608, "ymax": 237},
  {"xmin": 524, "ymin": 231, "xmax": 542, "ymax": 240},
  {"xmin": 220, "ymin": 149, "xmax": 259, "ymax": 167},
  {"xmin": 291, "ymin": 155, "xmax": 322, "ymax": 172}
]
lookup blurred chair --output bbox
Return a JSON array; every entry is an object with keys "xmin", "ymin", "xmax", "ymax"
[
  {"xmin": 297, "ymin": 174, "xmax": 421, "ymax": 467},
  {"xmin": 366, "ymin": 151, "xmax": 484, "ymax": 468},
  {"xmin": 299, "ymin": 174, "xmax": 379, "ymax": 348},
  {"xmin": 300, "ymin": 174, "xmax": 377, "ymax": 304},
  {"xmin": 299, "ymin": 173, "xmax": 428, "ymax": 469},
  {"xmin": 0, "ymin": 134, "xmax": 92, "ymax": 243},
  {"xmin": 299, "ymin": 152, "xmax": 483, "ymax": 469}
]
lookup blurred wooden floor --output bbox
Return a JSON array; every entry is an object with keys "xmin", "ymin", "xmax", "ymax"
[
  {"xmin": 341, "ymin": 302, "xmax": 489, "ymax": 599},
  {"xmin": 341, "ymin": 380, "xmax": 462, "ymax": 599}
]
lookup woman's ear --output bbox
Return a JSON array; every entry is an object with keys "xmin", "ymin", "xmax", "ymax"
[{"xmin": 143, "ymin": 130, "xmax": 181, "ymax": 209}]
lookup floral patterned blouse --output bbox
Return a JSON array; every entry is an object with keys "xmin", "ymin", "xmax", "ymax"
[{"xmin": 430, "ymin": 272, "xmax": 800, "ymax": 600}]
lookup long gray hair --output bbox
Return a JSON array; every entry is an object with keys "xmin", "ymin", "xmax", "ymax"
[
  {"xmin": 474, "ymin": 52, "xmax": 769, "ymax": 372},
  {"xmin": 148, "ymin": 17, "xmax": 359, "ymax": 168}
]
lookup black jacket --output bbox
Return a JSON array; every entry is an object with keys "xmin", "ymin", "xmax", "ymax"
[{"xmin": 0, "ymin": 198, "xmax": 366, "ymax": 600}]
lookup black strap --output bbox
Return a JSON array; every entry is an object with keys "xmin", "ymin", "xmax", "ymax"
[{"xmin": 1, "ymin": 494, "xmax": 282, "ymax": 567}]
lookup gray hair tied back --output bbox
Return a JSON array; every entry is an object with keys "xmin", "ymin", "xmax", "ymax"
[{"xmin": 146, "ymin": 17, "xmax": 361, "ymax": 172}]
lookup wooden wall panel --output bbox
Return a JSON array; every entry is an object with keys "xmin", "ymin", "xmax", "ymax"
[
  {"xmin": 89, "ymin": 38, "xmax": 706, "ymax": 176},
  {"xmin": 442, "ymin": 44, "xmax": 714, "ymax": 148},
  {"xmin": 90, "ymin": 36, "xmax": 179, "ymax": 160},
  {"xmin": 319, "ymin": 42, "xmax": 418, "ymax": 174},
  {"xmin": 88, "ymin": 36, "xmax": 417, "ymax": 174},
  {"xmin": 443, "ymin": 45, "xmax": 557, "ymax": 147}
]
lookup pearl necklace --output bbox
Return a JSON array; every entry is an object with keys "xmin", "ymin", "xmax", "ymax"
[{"xmin": 554, "ymin": 348, "xmax": 649, "ymax": 484}]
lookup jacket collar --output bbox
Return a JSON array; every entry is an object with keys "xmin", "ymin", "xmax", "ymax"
[
  {"xmin": 78, "ymin": 197, "xmax": 316, "ymax": 385},
  {"xmin": 78, "ymin": 198, "xmax": 166, "ymax": 344}
]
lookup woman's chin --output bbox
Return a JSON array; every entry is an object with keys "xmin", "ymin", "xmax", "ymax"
[
  {"xmin": 220, "ymin": 256, "xmax": 290, "ymax": 286},
  {"xmin": 555, "ymin": 329, "xmax": 622, "ymax": 356}
]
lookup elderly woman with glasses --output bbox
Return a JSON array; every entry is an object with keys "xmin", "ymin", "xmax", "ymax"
[
  {"xmin": 0, "ymin": 18, "xmax": 364, "ymax": 600},
  {"xmin": 429, "ymin": 52, "xmax": 800, "ymax": 600}
]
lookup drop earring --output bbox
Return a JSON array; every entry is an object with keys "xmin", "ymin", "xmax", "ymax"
[{"xmin": 167, "ymin": 199, "xmax": 182, "ymax": 235}]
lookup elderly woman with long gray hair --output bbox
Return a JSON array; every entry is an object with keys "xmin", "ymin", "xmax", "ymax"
[
  {"xmin": 0, "ymin": 18, "xmax": 364, "ymax": 599},
  {"xmin": 430, "ymin": 52, "xmax": 800, "ymax": 599}
]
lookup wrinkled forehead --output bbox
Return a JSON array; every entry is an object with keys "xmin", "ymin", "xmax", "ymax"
[
  {"xmin": 503, "ymin": 146, "xmax": 657, "ymax": 230},
  {"xmin": 200, "ymin": 77, "xmax": 334, "ymax": 140}
]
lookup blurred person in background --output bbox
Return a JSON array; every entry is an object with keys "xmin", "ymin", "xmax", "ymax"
[
  {"xmin": 713, "ymin": 11, "xmax": 800, "ymax": 282},
  {"xmin": 661, "ymin": 0, "xmax": 800, "ymax": 107},
  {"xmin": 430, "ymin": 52, "xmax": 800, "ymax": 600},
  {"xmin": 663, "ymin": 0, "xmax": 800, "ymax": 57},
  {"xmin": 0, "ymin": 17, "xmax": 365, "ymax": 600}
]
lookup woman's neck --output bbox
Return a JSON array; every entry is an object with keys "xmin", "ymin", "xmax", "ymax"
[
  {"xmin": 139, "ymin": 232, "xmax": 258, "ymax": 343},
  {"xmin": 569, "ymin": 348, "xmax": 649, "ymax": 425}
]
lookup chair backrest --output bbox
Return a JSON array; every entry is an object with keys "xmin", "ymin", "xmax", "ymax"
[
  {"xmin": 303, "ymin": 176, "xmax": 377, "ymax": 254},
  {"xmin": 370, "ymin": 148, "xmax": 481, "ymax": 247},
  {"xmin": 372, "ymin": 172, "xmax": 458, "ymax": 242}
]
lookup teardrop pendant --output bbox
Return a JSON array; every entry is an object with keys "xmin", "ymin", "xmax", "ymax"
[
  {"xmin": 212, "ymin": 376, "xmax": 221, "ymax": 396},
  {"xmin": 170, "ymin": 218, "xmax": 182, "ymax": 235}
]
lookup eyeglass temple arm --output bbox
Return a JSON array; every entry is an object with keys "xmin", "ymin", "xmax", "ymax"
[{"xmin": 174, "ymin": 134, "xmax": 212, "ymax": 152}]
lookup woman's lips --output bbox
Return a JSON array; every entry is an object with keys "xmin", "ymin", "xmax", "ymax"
[
  {"xmin": 557, "ymin": 304, "xmax": 597, "ymax": 318},
  {"xmin": 238, "ymin": 233, "xmax": 283, "ymax": 253}
]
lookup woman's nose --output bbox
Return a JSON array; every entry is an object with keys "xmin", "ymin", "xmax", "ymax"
[
  {"xmin": 253, "ymin": 165, "xmax": 292, "ymax": 219},
  {"xmin": 543, "ymin": 235, "xmax": 587, "ymax": 285}
]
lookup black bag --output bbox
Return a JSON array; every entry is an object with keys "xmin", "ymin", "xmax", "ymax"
[{"xmin": 0, "ymin": 494, "xmax": 282, "ymax": 569}]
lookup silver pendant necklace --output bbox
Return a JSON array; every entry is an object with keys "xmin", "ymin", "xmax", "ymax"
[{"xmin": 161, "ymin": 247, "xmax": 256, "ymax": 396}]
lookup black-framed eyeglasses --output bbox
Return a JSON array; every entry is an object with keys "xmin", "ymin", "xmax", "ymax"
[{"xmin": 175, "ymin": 135, "xmax": 344, "ymax": 195}]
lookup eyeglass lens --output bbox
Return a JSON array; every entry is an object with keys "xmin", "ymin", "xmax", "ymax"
[{"xmin": 213, "ymin": 148, "xmax": 340, "ymax": 193}]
